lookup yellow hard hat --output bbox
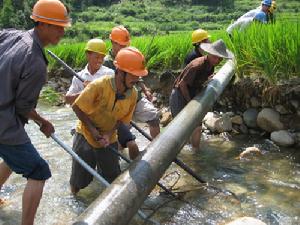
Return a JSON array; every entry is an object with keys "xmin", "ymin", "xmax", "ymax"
[
  {"xmin": 192, "ymin": 29, "xmax": 210, "ymax": 44},
  {"xmin": 85, "ymin": 39, "xmax": 107, "ymax": 55},
  {"xmin": 269, "ymin": 1, "xmax": 277, "ymax": 13},
  {"xmin": 30, "ymin": 0, "xmax": 71, "ymax": 27}
]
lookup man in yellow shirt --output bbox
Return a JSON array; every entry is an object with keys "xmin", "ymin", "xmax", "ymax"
[{"xmin": 70, "ymin": 47, "xmax": 148, "ymax": 195}]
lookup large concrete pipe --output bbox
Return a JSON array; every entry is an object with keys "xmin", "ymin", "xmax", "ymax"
[{"xmin": 74, "ymin": 60, "xmax": 235, "ymax": 225}]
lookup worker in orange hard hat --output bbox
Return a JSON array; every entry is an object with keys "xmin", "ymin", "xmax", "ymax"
[
  {"xmin": 0, "ymin": 0, "xmax": 70, "ymax": 224},
  {"xmin": 104, "ymin": 26, "xmax": 161, "ymax": 160},
  {"xmin": 70, "ymin": 47, "xmax": 147, "ymax": 195}
]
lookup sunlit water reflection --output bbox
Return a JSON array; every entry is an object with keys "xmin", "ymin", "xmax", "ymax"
[{"xmin": 0, "ymin": 104, "xmax": 299, "ymax": 225}]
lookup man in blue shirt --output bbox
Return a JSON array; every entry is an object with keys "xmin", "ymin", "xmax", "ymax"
[{"xmin": 254, "ymin": 0, "xmax": 272, "ymax": 23}]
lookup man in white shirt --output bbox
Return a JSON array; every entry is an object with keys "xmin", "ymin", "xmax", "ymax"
[{"xmin": 65, "ymin": 38, "xmax": 114, "ymax": 102}]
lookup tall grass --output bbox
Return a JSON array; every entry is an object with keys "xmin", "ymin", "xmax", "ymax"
[
  {"xmin": 228, "ymin": 19, "xmax": 300, "ymax": 82},
  {"xmin": 48, "ymin": 20, "xmax": 299, "ymax": 83}
]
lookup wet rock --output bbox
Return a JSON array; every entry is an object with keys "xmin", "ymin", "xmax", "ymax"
[
  {"xmin": 225, "ymin": 217, "xmax": 266, "ymax": 225},
  {"xmin": 160, "ymin": 111, "xmax": 172, "ymax": 127},
  {"xmin": 243, "ymin": 108, "xmax": 258, "ymax": 128},
  {"xmin": 257, "ymin": 108, "xmax": 284, "ymax": 132},
  {"xmin": 203, "ymin": 112, "xmax": 232, "ymax": 133},
  {"xmin": 270, "ymin": 130, "xmax": 295, "ymax": 147},
  {"xmin": 231, "ymin": 115, "xmax": 243, "ymax": 125}
]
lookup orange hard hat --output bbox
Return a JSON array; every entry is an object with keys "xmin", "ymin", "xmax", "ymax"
[
  {"xmin": 114, "ymin": 47, "xmax": 148, "ymax": 77},
  {"xmin": 109, "ymin": 26, "xmax": 130, "ymax": 46},
  {"xmin": 31, "ymin": 0, "xmax": 71, "ymax": 27}
]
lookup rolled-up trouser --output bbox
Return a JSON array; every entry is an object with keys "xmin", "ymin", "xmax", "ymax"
[
  {"xmin": 117, "ymin": 123, "xmax": 136, "ymax": 148},
  {"xmin": 70, "ymin": 133, "xmax": 120, "ymax": 190},
  {"xmin": 169, "ymin": 88, "xmax": 188, "ymax": 118}
]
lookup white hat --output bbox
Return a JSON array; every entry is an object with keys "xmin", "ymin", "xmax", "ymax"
[{"xmin": 200, "ymin": 39, "xmax": 234, "ymax": 59}]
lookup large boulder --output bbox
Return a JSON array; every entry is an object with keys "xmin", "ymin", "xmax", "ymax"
[{"xmin": 257, "ymin": 108, "xmax": 284, "ymax": 132}]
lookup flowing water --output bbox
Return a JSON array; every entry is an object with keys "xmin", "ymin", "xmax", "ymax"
[{"xmin": 0, "ymin": 104, "xmax": 299, "ymax": 225}]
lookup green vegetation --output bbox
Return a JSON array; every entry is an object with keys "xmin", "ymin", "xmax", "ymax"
[
  {"xmin": 227, "ymin": 21, "xmax": 300, "ymax": 82},
  {"xmin": 39, "ymin": 86, "xmax": 62, "ymax": 105},
  {"xmin": 48, "ymin": 20, "xmax": 299, "ymax": 83},
  {"xmin": 1, "ymin": 0, "xmax": 299, "ymax": 40}
]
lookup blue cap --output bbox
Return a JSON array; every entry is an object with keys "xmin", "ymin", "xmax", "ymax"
[{"xmin": 262, "ymin": 0, "xmax": 272, "ymax": 6}]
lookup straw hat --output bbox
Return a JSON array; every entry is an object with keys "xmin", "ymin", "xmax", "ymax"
[{"xmin": 200, "ymin": 39, "xmax": 234, "ymax": 59}]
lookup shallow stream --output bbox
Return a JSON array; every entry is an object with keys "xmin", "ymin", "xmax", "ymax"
[{"xmin": 0, "ymin": 104, "xmax": 299, "ymax": 225}]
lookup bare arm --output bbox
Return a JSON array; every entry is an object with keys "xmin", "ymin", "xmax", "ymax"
[
  {"xmin": 65, "ymin": 93, "xmax": 80, "ymax": 105},
  {"xmin": 72, "ymin": 104, "xmax": 109, "ymax": 146},
  {"xmin": 26, "ymin": 109, "xmax": 54, "ymax": 137},
  {"xmin": 139, "ymin": 81, "xmax": 153, "ymax": 101}
]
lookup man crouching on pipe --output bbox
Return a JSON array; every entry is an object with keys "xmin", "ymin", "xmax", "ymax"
[
  {"xmin": 169, "ymin": 39, "xmax": 234, "ymax": 151},
  {"xmin": 70, "ymin": 47, "xmax": 148, "ymax": 195}
]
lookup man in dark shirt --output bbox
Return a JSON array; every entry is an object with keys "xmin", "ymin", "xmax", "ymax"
[
  {"xmin": 170, "ymin": 40, "xmax": 233, "ymax": 151},
  {"xmin": 0, "ymin": 0, "xmax": 70, "ymax": 224},
  {"xmin": 184, "ymin": 29, "xmax": 211, "ymax": 66}
]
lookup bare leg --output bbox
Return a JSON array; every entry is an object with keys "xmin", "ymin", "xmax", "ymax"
[
  {"xmin": 0, "ymin": 162, "xmax": 12, "ymax": 205},
  {"xmin": 70, "ymin": 185, "xmax": 80, "ymax": 195},
  {"xmin": 0, "ymin": 161, "xmax": 12, "ymax": 189},
  {"xmin": 149, "ymin": 124, "xmax": 160, "ymax": 139},
  {"xmin": 127, "ymin": 140, "xmax": 139, "ymax": 160},
  {"xmin": 22, "ymin": 179, "xmax": 45, "ymax": 225},
  {"xmin": 191, "ymin": 126, "xmax": 202, "ymax": 150}
]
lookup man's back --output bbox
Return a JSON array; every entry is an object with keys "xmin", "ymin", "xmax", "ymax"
[{"xmin": 0, "ymin": 29, "xmax": 47, "ymax": 144}]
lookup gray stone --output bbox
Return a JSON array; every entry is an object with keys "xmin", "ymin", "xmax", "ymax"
[
  {"xmin": 203, "ymin": 112, "xmax": 232, "ymax": 133},
  {"xmin": 270, "ymin": 130, "xmax": 295, "ymax": 147},
  {"xmin": 243, "ymin": 108, "xmax": 258, "ymax": 128},
  {"xmin": 257, "ymin": 108, "xmax": 284, "ymax": 132}
]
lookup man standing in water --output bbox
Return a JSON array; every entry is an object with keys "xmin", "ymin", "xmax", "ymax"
[
  {"xmin": 169, "ymin": 40, "xmax": 233, "ymax": 151},
  {"xmin": 0, "ymin": 0, "xmax": 70, "ymax": 224},
  {"xmin": 70, "ymin": 47, "xmax": 148, "ymax": 195},
  {"xmin": 104, "ymin": 26, "xmax": 161, "ymax": 140}
]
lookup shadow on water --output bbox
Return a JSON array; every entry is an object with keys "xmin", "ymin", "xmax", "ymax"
[{"xmin": 0, "ymin": 104, "xmax": 299, "ymax": 225}]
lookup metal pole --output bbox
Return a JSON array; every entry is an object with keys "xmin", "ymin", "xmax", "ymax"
[
  {"xmin": 49, "ymin": 132, "xmax": 154, "ymax": 223},
  {"xmin": 108, "ymin": 146, "xmax": 176, "ymax": 197},
  {"xmin": 130, "ymin": 121, "xmax": 208, "ymax": 183},
  {"xmin": 47, "ymin": 50, "xmax": 84, "ymax": 82},
  {"xmin": 73, "ymin": 60, "xmax": 235, "ymax": 225}
]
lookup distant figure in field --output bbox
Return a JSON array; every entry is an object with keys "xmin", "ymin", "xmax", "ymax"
[
  {"xmin": 184, "ymin": 29, "xmax": 211, "ymax": 66},
  {"xmin": 226, "ymin": 0, "xmax": 275, "ymax": 37}
]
